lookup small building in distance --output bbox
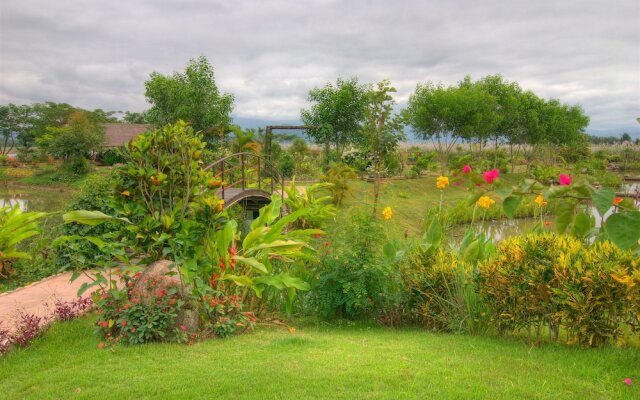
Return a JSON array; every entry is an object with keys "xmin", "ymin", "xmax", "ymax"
[{"xmin": 103, "ymin": 123, "xmax": 151, "ymax": 148}]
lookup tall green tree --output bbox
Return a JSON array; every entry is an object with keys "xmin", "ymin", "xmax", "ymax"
[
  {"xmin": 145, "ymin": 56, "xmax": 234, "ymax": 147},
  {"xmin": 0, "ymin": 104, "xmax": 33, "ymax": 155},
  {"xmin": 362, "ymin": 80, "xmax": 404, "ymax": 216},
  {"xmin": 36, "ymin": 111, "xmax": 105, "ymax": 160},
  {"xmin": 404, "ymin": 82, "xmax": 498, "ymax": 174},
  {"xmin": 122, "ymin": 111, "xmax": 148, "ymax": 124},
  {"xmin": 300, "ymin": 77, "xmax": 369, "ymax": 164}
]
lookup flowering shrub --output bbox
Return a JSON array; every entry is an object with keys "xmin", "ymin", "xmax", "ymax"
[
  {"xmin": 94, "ymin": 272, "xmax": 183, "ymax": 345},
  {"xmin": 477, "ymin": 233, "xmax": 639, "ymax": 346}
]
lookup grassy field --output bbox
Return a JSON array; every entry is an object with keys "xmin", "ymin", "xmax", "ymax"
[
  {"xmin": 334, "ymin": 174, "xmax": 526, "ymax": 237},
  {"xmin": 1, "ymin": 317, "xmax": 638, "ymax": 399}
]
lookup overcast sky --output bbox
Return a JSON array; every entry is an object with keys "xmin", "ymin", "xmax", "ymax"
[{"xmin": 1, "ymin": 0, "xmax": 638, "ymax": 131}]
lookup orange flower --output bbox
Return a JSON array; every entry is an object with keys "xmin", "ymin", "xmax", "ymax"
[
  {"xmin": 544, "ymin": 221, "xmax": 552, "ymax": 228},
  {"xmin": 613, "ymin": 197, "xmax": 623, "ymax": 206}
]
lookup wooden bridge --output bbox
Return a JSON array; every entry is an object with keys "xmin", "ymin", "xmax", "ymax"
[{"xmin": 204, "ymin": 152, "xmax": 284, "ymax": 210}]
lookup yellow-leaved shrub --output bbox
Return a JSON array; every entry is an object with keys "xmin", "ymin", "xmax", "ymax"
[{"xmin": 477, "ymin": 233, "xmax": 639, "ymax": 347}]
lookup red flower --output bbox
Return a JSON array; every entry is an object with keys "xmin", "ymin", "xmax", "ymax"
[
  {"xmin": 127, "ymin": 281, "xmax": 134, "ymax": 287},
  {"xmin": 559, "ymin": 174, "xmax": 573, "ymax": 186},
  {"xmin": 121, "ymin": 321, "xmax": 127, "ymax": 327},
  {"xmin": 98, "ymin": 342, "xmax": 104, "ymax": 349},
  {"xmin": 169, "ymin": 298, "xmax": 176, "ymax": 306},
  {"xmin": 463, "ymin": 164, "xmax": 472, "ymax": 174},
  {"xmin": 210, "ymin": 273, "xmax": 219, "ymax": 287},
  {"xmin": 544, "ymin": 221, "xmax": 552, "ymax": 228},
  {"xmin": 102, "ymin": 321, "xmax": 109, "ymax": 328},
  {"xmin": 455, "ymin": 181, "xmax": 462, "ymax": 186},
  {"xmin": 613, "ymin": 197, "xmax": 623, "ymax": 206},
  {"xmin": 483, "ymin": 169, "xmax": 500, "ymax": 184},
  {"xmin": 156, "ymin": 290, "xmax": 164, "ymax": 298}
]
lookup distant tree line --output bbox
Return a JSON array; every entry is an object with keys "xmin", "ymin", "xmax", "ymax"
[
  {"xmin": 301, "ymin": 74, "xmax": 591, "ymax": 175},
  {"xmin": 588, "ymin": 132, "xmax": 638, "ymax": 145}
]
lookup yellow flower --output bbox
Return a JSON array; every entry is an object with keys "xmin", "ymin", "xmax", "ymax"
[
  {"xmin": 534, "ymin": 194, "xmax": 547, "ymax": 207},
  {"xmin": 288, "ymin": 326, "xmax": 297, "ymax": 333},
  {"xmin": 120, "ymin": 190, "xmax": 130, "ymax": 197},
  {"xmin": 436, "ymin": 176, "xmax": 449, "ymax": 190},
  {"xmin": 382, "ymin": 206, "xmax": 393, "ymax": 220},
  {"xmin": 477, "ymin": 195, "xmax": 495, "ymax": 209}
]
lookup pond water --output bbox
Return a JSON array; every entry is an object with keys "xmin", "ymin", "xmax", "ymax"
[{"xmin": 0, "ymin": 187, "xmax": 75, "ymax": 212}]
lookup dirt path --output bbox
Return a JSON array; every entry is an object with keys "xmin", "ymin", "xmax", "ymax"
[{"xmin": 0, "ymin": 272, "xmax": 94, "ymax": 332}]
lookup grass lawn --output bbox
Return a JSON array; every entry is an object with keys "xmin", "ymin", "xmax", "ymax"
[{"xmin": 1, "ymin": 317, "xmax": 638, "ymax": 399}]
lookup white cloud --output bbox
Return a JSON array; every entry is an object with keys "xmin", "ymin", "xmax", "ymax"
[{"xmin": 0, "ymin": 0, "xmax": 638, "ymax": 129}]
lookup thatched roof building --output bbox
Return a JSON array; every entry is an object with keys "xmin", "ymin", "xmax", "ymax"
[{"xmin": 103, "ymin": 123, "xmax": 151, "ymax": 147}]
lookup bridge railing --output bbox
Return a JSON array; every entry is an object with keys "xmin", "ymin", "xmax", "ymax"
[{"xmin": 204, "ymin": 152, "xmax": 285, "ymax": 206}]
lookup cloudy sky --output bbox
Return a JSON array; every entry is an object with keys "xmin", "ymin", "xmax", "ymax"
[{"xmin": 1, "ymin": 0, "xmax": 638, "ymax": 131}]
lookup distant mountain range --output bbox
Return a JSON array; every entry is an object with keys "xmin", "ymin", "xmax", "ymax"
[{"xmin": 232, "ymin": 116, "xmax": 640, "ymax": 142}]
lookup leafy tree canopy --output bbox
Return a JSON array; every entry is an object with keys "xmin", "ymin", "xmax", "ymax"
[
  {"xmin": 300, "ymin": 77, "xmax": 369, "ymax": 158},
  {"xmin": 144, "ymin": 56, "xmax": 234, "ymax": 147}
]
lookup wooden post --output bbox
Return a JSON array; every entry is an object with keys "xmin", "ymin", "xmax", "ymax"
[
  {"xmin": 257, "ymin": 155, "xmax": 261, "ymax": 191},
  {"xmin": 221, "ymin": 160, "xmax": 225, "ymax": 200},
  {"xmin": 241, "ymin": 153, "xmax": 245, "ymax": 191}
]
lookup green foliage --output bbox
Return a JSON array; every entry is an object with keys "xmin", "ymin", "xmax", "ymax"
[
  {"xmin": 301, "ymin": 77, "xmax": 369, "ymax": 159},
  {"xmin": 36, "ymin": 111, "xmax": 105, "ymax": 160},
  {"xmin": 277, "ymin": 152, "xmax": 295, "ymax": 178},
  {"xmin": 55, "ymin": 174, "xmax": 121, "ymax": 270},
  {"xmin": 530, "ymin": 164, "xmax": 560, "ymax": 184},
  {"xmin": 62, "ymin": 157, "xmax": 92, "ymax": 176},
  {"xmin": 321, "ymin": 163, "xmax": 358, "ymax": 205},
  {"xmin": 400, "ymin": 247, "xmax": 484, "ymax": 333},
  {"xmin": 478, "ymin": 233, "xmax": 639, "ymax": 346},
  {"xmin": 144, "ymin": 56, "xmax": 234, "ymax": 148},
  {"xmin": 284, "ymin": 179, "xmax": 336, "ymax": 229},
  {"xmin": 309, "ymin": 212, "xmax": 402, "ymax": 319},
  {"xmin": 0, "ymin": 205, "xmax": 46, "ymax": 279},
  {"xmin": 96, "ymin": 148, "xmax": 126, "ymax": 165},
  {"xmin": 111, "ymin": 120, "xmax": 223, "ymax": 262}
]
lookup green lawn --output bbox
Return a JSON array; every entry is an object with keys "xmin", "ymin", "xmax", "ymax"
[{"xmin": 1, "ymin": 317, "xmax": 638, "ymax": 399}]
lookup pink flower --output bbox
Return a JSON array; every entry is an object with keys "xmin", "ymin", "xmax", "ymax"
[
  {"xmin": 624, "ymin": 378, "xmax": 632, "ymax": 386},
  {"xmin": 483, "ymin": 169, "xmax": 500, "ymax": 184},
  {"xmin": 559, "ymin": 174, "xmax": 573, "ymax": 186},
  {"xmin": 463, "ymin": 165, "xmax": 472, "ymax": 174}
]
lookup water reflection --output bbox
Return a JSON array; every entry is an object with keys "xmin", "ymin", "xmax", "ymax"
[{"xmin": 0, "ymin": 190, "xmax": 74, "ymax": 212}]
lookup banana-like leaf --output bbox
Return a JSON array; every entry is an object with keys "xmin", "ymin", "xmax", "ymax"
[
  {"xmin": 233, "ymin": 256, "xmax": 268, "ymax": 274},
  {"xmin": 63, "ymin": 210, "xmax": 130, "ymax": 226}
]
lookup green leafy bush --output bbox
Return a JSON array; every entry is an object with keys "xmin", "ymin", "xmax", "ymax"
[
  {"xmin": 96, "ymin": 148, "xmax": 126, "ymax": 165},
  {"xmin": 308, "ymin": 212, "xmax": 402, "ymax": 319},
  {"xmin": 55, "ymin": 173, "xmax": 121, "ymax": 270}
]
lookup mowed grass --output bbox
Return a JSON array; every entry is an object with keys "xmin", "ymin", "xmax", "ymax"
[{"xmin": 1, "ymin": 317, "xmax": 638, "ymax": 399}]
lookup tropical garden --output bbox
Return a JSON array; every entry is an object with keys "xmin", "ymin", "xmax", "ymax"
[{"xmin": 1, "ymin": 57, "xmax": 639, "ymax": 399}]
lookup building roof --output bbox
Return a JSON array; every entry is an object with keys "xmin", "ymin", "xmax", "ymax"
[{"xmin": 103, "ymin": 123, "xmax": 151, "ymax": 147}]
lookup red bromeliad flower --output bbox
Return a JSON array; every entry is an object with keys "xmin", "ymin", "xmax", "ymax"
[
  {"xmin": 210, "ymin": 273, "xmax": 219, "ymax": 287},
  {"xmin": 483, "ymin": 169, "xmax": 500, "ymax": 184},
  {"xmin": 559, "ymin": 174, "xmax": 573, "ymax": 186}
]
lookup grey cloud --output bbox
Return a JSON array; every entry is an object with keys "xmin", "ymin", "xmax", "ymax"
[{"xmin": 0, "ymin": 0, "xmax": 638, "ymax": 129}]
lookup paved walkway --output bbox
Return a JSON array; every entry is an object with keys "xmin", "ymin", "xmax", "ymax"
[{"xmin": 0, "ymin": 272, "xmax": 94, "ymax": 332}]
